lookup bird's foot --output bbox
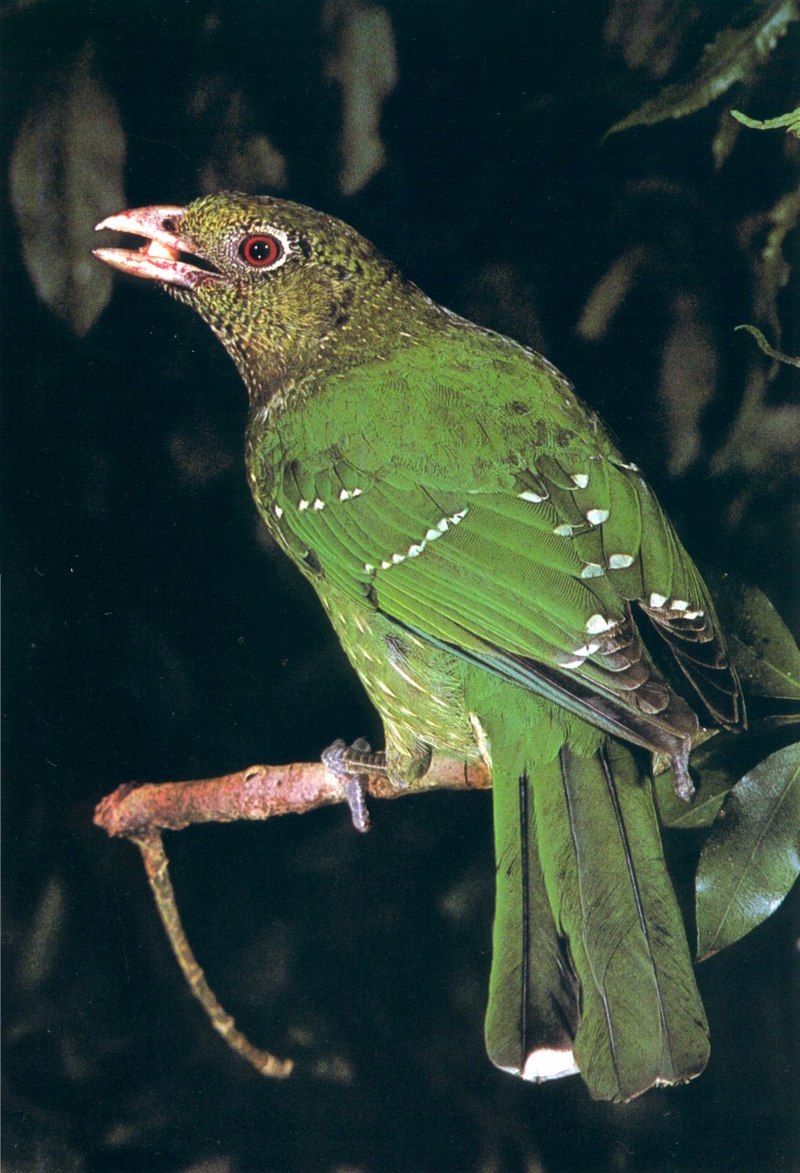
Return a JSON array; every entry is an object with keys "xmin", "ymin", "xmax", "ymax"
[
  {"xmin": 670, "ymin": 741, "xmax": 695, "ymax": 802},
  {"xmin": 321, "ymin": 738, "xmax": 387, "ymax": 832}
]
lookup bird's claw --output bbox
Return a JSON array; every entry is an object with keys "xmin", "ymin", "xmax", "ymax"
[
  {"xmin": 322, "ymin": 738, "xmax": 387, "ymax": 832},
  {"xmin": 671, "ymin": 742, "xmax": 695, "ymax": 802}
]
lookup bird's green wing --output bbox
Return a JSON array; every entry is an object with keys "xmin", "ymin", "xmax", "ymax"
[{"xmin": 251, "ymin": 329, "xmax": 742, "ymax": 755}]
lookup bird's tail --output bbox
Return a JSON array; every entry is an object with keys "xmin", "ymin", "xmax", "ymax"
[{"xmin": 484, "ymin": 716, "xmax": 710, "ymax": 1102}]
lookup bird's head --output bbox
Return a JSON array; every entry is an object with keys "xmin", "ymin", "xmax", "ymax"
[{"xmin": 94, "ymin": 192, "xmax": 423, "ymax": 401}]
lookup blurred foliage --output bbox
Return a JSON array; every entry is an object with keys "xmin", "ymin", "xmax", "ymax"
[
  {"xmin": 9, "ymin": 41, "xmax": 126, "ymax": 335},
  {"xmin": 323, "ymin": 0, "xmax": 399, "ymax": 196},
  {"xmin": 3, "ymin": 1, "xmax": 798, "ymax": 1170},
  {"xmin": 606, "ymin": 0, "xmax": 798, "ymax": 136}
]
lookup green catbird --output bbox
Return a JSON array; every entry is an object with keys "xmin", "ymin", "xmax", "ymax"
[{"xmin": 95, "ymin": 193, "xmax": 744, "ymax": 1102}]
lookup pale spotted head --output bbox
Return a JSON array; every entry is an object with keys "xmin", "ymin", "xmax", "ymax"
[{"xmin": 94, "ymin": 192, "xmax": 420, "ymax": 401}]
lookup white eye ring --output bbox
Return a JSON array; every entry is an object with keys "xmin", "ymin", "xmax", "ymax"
[{"xmin": 238, "ymin": 227, "xmax": 291, "ymax": 271}]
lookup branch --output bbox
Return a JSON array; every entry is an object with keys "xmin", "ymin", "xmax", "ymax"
[
  {"xmin": 93, "ymin": 753, "xmax": 490, "ymax": 1079},
  {"xmin": 93, "ymin": 754, "xmax": 491, "ymax": 839}
]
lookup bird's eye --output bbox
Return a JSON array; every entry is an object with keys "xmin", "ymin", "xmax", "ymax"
[{"xmin": 239, "ymin": 234, "xmax": 285, "ymax": 268}]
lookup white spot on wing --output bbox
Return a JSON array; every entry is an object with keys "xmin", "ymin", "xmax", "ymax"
[
  {"xmin": 586, "ymin": 613, "xmax": 618, "ymax": 634},
  {"xmin": 519, "ymin": 490, "xmax": 546, "ymax": 503},
  {"xmin": 608, "ymin": 553, "xmax": 634, "ymax": 569},
  {"xmin": 649, "ymin": 592, "xmax": 668, "ymax": 608},
  {"xmin": 312, "ymin": 497, "xmax": 325, "ymax": 510},
  {"xmin": 574, "ymin": 640, "xmax": 601, "ymax": 656},
  {"xmin": 553, "ymin": 524, "xmax": 574, "ymax": 537},
  {"xmin": 298, "ymin": 499, "xmax": 309, "ymax": 511},
  {"xmin": 586, "ymin": 508, "xmax": 609, "ymax": 525},
  {"xmin": 580, "ymin": 562, "xmax": 604, "ymax": 578},
  {"xmin": 377, "ymin": 507, "xmax": 467, "ymax": 571},
  {"xmin": 671, "ymin": 599, "xmax": 689, "ymax": 611},
  {"xmin": 571, "ymin": 473, "xmax": 589, "ymax": 488},
  {"xmin": 273, "ymin": 504, "xmax": 283, "ymax": 519}
]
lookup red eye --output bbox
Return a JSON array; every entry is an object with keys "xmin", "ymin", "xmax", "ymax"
[{"xmin": 240, "ymin": 234, "xmax": 284, "ymax": 267}]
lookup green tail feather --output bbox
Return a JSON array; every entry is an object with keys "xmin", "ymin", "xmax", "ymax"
[
  {"xmin": 482, "ymin": 692, "xmax": 709, "ymax": 1101},
  {"xmin": 485, "ymin": 766, "xmax": 580, "ymax": 1080},
  {"xmin": 533, "ymin": 738, "xmax": 709, "ymax": 1101}
]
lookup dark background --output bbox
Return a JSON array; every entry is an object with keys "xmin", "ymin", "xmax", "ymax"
[{"xmin": 3, "ymin": 2, "xmax": 798, "ymax": 1169}]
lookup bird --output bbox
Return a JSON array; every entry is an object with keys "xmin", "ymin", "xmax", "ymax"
[{"xmin": 94, "ymin": 193, "xmax": 744, "ymax": 1102}]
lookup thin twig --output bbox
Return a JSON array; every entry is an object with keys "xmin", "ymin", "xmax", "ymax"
[{"xmin": 131, "ymin": 831, "xmax": 294, "ymax": 1079}]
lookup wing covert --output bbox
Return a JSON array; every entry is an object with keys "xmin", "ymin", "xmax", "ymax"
[{"xmin": 253, "ymin": 332, "xmax": 743, "ymax": 749}]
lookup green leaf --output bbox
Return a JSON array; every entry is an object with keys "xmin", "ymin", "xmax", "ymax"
[
  {"xmin": 735, "ymin": 323, "xmax": 800, "ymax": 367},
  {"xmin": 707, "ymin": 574, "xmax": 800, "ymax": 702},
  {"xmin": 710, "ymin": 190, "xmax": 800, "ymax": 471},
  {"xmin": 731, "ymin": 105, "xmax": 800, "ymax": 133},
  {"xmin": 696, "ymin": 742, "xmax": 800, "ymax": 958},
  {"xmin": 607, "ymin": 0, "xmax": 799, "ymax": 137}
]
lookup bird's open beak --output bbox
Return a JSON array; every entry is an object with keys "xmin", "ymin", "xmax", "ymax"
[{"xmin": 93, "ymin": 205, "xmax": 222, "ymax": 289}]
